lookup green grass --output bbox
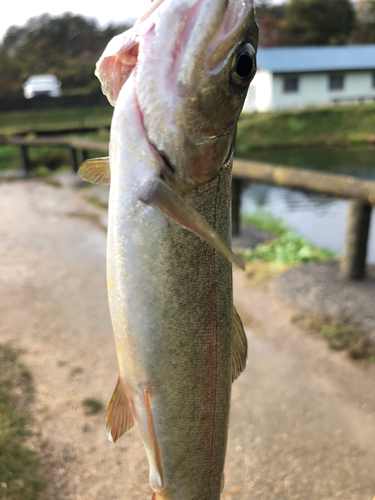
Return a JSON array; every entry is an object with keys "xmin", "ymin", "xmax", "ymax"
[
  {"xmin": 2, "ymin": 102, "xmax": 375, "ymax": 173},
  {"xmin": 0, "ymin": 344, "xmax": 45, "ymax": 499},
  {"xmin": 236, "ymin": 103, "xmax": 375, "ymax": 155},
  {"xmin": 0, "ymin": 131, "xmax": 109, "ymax": 173},
  {"xmin": 242, "ymin": 209, "xmax": 288, "ymax": 236},
  {"xmin": 241, "ymin": 209, "xmax": 336, "ymax": 266},
  {"xmin": 0, "ymin": 106, "xmax": 113, "ymax": 137},
  {"xmin": 82, "ymin": 398, "xmax": 103, "ymax": 416},
  {"xmin": 0, "ymin": 146, "xmax": 22, "ymax": 172},
  {"xmin": 0, "ymin": 106, "xmax": 111, "ymax": 173}
]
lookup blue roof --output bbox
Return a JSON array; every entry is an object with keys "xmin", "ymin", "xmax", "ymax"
[{"xmin": 257, "ymin": 45, "xmax": 375, "ymax": 73}]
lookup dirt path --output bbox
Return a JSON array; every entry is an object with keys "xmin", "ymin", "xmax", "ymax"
[{"xmin": 1, "ymin": 180, "xmax": 375, "ymax": 500}]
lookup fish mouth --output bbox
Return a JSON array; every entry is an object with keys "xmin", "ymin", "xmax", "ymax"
[{"xmin": 96, "ymin": 0, "xmax": 256, "ymax": 190}]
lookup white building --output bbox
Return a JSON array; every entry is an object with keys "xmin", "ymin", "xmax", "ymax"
[{"xmin": 243, "ymin": 45, "xmax": 375, "ymax": 113}]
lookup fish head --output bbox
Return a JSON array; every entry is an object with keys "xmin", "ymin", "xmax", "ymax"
[
  {"xmin": 179, "ymin": 0, "xmax": 258, "ymax": 181},
  {"xmin": 96, "ymin": 0, "xmax": 258, "ymax": 191}
]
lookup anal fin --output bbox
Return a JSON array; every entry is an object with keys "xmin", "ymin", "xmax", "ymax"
[
  {"xmin": 106, "ymin": 376, "xmax": 135, "ymax": 443},
  {"xmin": 232, "ymin": 306, "xmax": 248, "ymax": 381}
]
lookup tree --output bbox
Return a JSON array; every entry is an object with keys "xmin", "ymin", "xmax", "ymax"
[
  {"xmin": 0, "ymin": 13, "xmax": 131, "ymax": 97},
  {"xmin": 255, "ymin": 0, "xmax": 287, "ymax": 47},
  {"xmin": 351, "ymin": 0, "xmax": 375, "ymax": 44},
  {"xmin": 282, "ymin": 0, "xmax": 355, "ymax": 46}
]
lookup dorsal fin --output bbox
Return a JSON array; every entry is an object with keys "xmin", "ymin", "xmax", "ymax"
[
  {"xmin": 232, "ymin": 306, "xmax": 247, "ymax": 381},
  {"xmin": 106, "ymin": 376, "xmax": 135, "ymax": 443}
]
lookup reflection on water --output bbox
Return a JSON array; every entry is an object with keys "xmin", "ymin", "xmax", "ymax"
[{"xmin": 240, "ymin": 145, "xmax": 375, "ymax": 263}]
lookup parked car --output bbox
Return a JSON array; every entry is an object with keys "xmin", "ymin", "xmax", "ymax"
[{"xmin": 22, "ymin": 75, "xmax": 62, "ymax": 99}]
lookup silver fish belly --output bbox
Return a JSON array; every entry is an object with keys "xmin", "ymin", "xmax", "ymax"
[{"xmin": 78, "ymin": 0, "xmax": 258, "ymax": 498}]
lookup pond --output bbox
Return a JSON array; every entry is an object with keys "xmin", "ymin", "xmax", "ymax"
[{"xmin": 238, "ymin": 145, "xmax": 375, "ymax": 263}]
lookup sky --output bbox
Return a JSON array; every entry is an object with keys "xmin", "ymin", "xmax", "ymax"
[
  {"xmin": 0, "ymin": 0, "xmax": 285, "ymax": 43},
  {"xmin": 0, "ymin": 0, "xmax": 151, "ymax": 42}
]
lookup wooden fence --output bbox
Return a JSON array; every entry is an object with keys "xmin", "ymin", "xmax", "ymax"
[{"xmin": 3, "ymin": 136, "xmax": 375, "ymax": 281}]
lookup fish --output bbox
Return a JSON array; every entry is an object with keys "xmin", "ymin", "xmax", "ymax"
[{"xmin": 78, "ymin": 0, "xmax": 258, "ymax": 498}]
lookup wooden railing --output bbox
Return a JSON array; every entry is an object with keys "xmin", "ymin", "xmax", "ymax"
[
  {"xmin": 232, "ymin": 159, "xmax": 375, "ymax": 281},
  {"xmin": 2, "ymin": 136, "xmax": 374, "ymax": 280},
  {"xmin": 6, "ymin": 136, "xmax": 108, "ymax": 174}
]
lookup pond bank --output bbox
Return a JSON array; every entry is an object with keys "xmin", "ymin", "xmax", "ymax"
[{"xmin": 237, "ymin": 103, "xmax": 375, "ymax": 153}]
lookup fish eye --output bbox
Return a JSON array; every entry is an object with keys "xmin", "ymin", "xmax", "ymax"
[{"xmin": 232, "ymin": 44, "xmax": 256, "ymax": 85}]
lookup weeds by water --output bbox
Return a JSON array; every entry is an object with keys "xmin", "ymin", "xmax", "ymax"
[
  {"xmin": 0, "ymin": 344, "xmax": 45, "ymax": 499},
  {"xmin": 241, "ymin": 209, "xmax": 336, "ymax": 266},
  {"xmin": 241, "ymin": 210, "xmax": 287, "ymax": 236}
]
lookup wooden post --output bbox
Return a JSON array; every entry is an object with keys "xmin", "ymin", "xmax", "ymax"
[
  {"xmin": 340, "ymin": 200, "xmax": 372, "ymax": 280},
  {"xmin": 69, "ymin": 147, "xmax": 79, "ymax": 172},
  {"xmin": 20, "ymin": 145, "xmax": 32, "ymax": 174},
  {"xmin": 82, "ymin": 149, "xmax": 90, "ymax": 162},
  {"xmin": 232, "ymin": 178, "xmax": 242, "ymax": 236}
]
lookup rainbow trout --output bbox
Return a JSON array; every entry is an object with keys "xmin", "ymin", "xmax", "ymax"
[{"xmin": 79, "ymin": 0, "xmax": 258, "ymax": 498}]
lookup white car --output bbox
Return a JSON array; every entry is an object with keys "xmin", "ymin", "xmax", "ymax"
[{"xmin": 23, "ymin": 75, "xmax": 62, "ymax": 99}]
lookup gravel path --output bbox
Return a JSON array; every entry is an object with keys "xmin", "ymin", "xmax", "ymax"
[
  {"xmin": 1, "ymin": 179, "xmax": 375, "ymax": 500},
  {"xmin": 271, "ymin": 262, "xmax": 375, "ymax": 345}
]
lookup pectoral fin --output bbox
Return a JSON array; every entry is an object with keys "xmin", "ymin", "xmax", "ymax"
[
  {"xmin": 78, "ymin": 157, "xmax": 110, "ymax": 185},
  {"xmin": 141, "ymin": 177, "xmax": 244, "ymax": 270},
  {"xmin": 106, "ymin": 376, "xmax": 135, "ymax": 443},
  {"xmin": 232, "ymin": 306, "xmax": 248, "ymax": 381}
]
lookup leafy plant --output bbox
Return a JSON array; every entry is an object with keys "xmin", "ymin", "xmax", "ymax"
[
  {"xmin": 241, "ymin": 208, "xmax": 287, "ymax": 236},
  {"xmin": 241, "ymin": 209, "xmax": 336, "ymax": 266}
]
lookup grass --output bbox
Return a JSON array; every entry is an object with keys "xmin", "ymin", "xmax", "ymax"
[
  {"xmin": 70, "ymin": 367, "xmax": 84, "ymax": 376},
  {"xmin": 0, "ymin": 106, "xmax": 111, "ymax": 173},
  {"xmin": 82, "ymin": 398, "xmax": 103, "ymax": 416},
  {"xmin": 0, "ymin": 106, "xmax": 113, "ymax": 137},
  {"xmin": 2, "ymin": 102, "xmax": 375, "ymax": 173},
  {"xmin": 241, "ymin": 209, "xmax": 336, "ymax": 267},
  {"xmin": 0, "ymin": 131, "xmax": 109, "ymax": 174},
  {"xmin": 291, "ymin": 313, "xmax": 375, "ymax": 361},
  {"xmin": 0, "ymin": 344, "xmax": 45, "ymax": 499},
  {"xmin": 242, "ymin": 209, "xmax": 288, "ymax": 236},
  {"xmin": 236, "ymin": 103, "xmax": 375, "ymax": 155}
]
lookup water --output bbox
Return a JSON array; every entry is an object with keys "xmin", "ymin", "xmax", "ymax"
[{"xmin": 239, "ymin": 145, "xmax": 375, "ymax": 263}]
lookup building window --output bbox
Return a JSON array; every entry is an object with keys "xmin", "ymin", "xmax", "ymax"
[
  {"xmin": 329, "ymin": 74, "xmax": 344, "ymax": 91},
  {"xmin": 284, "ymin": 76, "xmax": 299, "ymax": 93}
]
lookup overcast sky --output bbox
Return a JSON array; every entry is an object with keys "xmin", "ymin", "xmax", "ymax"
[
  {"xmin": 0, "ymin": 0, "xmax": 149, "ymax": 42},
  {"xmin": 0, "ymin": 0, "xmax": 286, "ymax": 43}
]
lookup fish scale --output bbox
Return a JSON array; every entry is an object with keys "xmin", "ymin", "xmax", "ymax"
[{"xmin": 78, "ymin": 0, "xmax": 258, "ymax": 497}]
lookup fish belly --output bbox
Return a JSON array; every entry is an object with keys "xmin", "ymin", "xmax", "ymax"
[{"xmin": 107, "ymin": 160, "xmax": 233, "ymax": 500}]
